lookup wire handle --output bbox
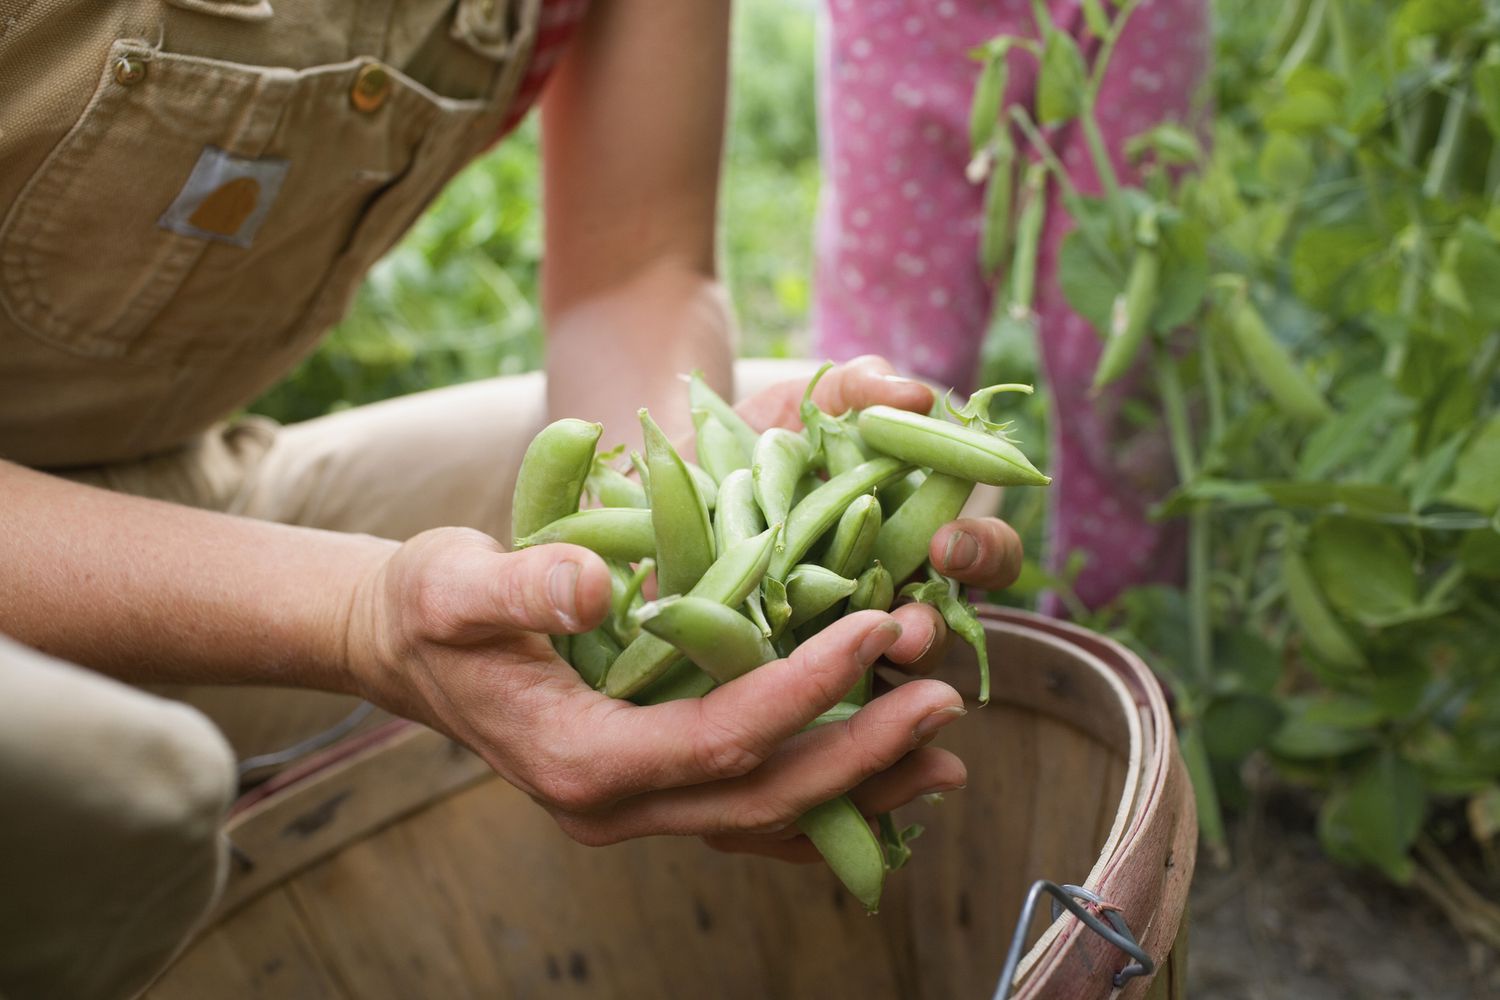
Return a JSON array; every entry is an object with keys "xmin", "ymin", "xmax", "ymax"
[{"xmin": 992, "ymin": 880, "xmax": 1154, "ymax": 999}]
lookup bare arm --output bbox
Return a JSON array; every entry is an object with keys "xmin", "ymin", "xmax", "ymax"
[
  {"xmin": 0, "ymin": 459, "xmax": 393, "ymax": 690},
  {"xmin": 540, "ymin": 0, "xmax": 735, "ymax": 446}
]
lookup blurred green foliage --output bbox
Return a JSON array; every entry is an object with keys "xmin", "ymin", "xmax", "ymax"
[{"xmin": 252, "ymin": 0, "xmax": 818, "ymax": 423}]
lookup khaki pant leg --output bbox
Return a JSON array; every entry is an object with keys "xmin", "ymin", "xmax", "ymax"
[{"xmin": 0, "ymin": 635, "xmax": 235, "ymax": 1000}]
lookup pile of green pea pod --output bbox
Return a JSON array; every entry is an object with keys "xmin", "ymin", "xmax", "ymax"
[{"xmin": 510, "ymin": 365, "xmax": 1050, "ymax": 912}]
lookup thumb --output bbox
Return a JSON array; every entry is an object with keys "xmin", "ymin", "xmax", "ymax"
[{"xmin": 449, "ymin": 542, "xmax": 613, "ymax": 637}]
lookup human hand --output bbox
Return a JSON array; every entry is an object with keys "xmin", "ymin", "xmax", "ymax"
[
  {"xmin": 343, "ymin": 528, "xmax": 968, "ymax": 847},
  {"xmin": 734, "ymin": 354, "xmax": 1026, "ymax": 674}
]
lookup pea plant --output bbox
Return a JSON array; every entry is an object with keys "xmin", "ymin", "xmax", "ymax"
[{"xmin": 970, "ymin": 0, "xmax": 1500, "ymax": 934}]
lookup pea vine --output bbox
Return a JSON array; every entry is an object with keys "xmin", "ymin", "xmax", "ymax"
[{"xmin": 969, "ymin": 0, "xmax": 1500, "ymax": 941}]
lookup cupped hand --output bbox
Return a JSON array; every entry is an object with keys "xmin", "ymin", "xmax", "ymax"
[{"xmin": 343, "ymin": 527, "xmax": 967, "ymax": 847}]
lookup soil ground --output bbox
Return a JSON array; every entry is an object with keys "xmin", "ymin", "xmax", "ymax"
[{"xmin": 1186, "ymin": 793, "xmax": 1499, "ymax": 999}]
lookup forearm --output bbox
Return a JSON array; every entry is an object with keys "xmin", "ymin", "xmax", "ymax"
[
  {"xmin": 546, "ymin": 263, "xmax": 735, "ymax": 446},
  {"xmin": 539, "ymin": 0, "xmax": 733, "ymax": 446},
  {"xmin": 0, "ymin": 460, "xmax": 395, "ymax": 690}
]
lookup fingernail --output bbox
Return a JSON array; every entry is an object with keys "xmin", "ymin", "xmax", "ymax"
[
  {"xmin": 914, "ymin": 706, "xmax": 967, "ymax": 744},
  {"xmin": 857, "ymin": 620, "xmax": 903, "ymax": 666},
  {"xmin": 549, "ymin": 561, "xmax": 580, "ymax": 629},
  {"xmin": 942, "ymin": 530, "xmax": 979, "ymax": 572},
  {"xmin": 879, "ymin": 372, "xmax": 917, "ymax": 385},
  {"xmin": 917, "ymin": 783, "xmax": 966, "ymax": 797}
]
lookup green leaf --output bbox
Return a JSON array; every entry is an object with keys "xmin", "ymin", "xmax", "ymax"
[
  {"xmin": 1081, "ymin": 0, "xmax": 1110, "ymax": 37},
  {"xmin": 1057, "ymin": 226, "xmax": 1125, "ymax": 333},
  {"xmin": 1394, "ymin": 0, "xmax": 1484, "ymax": 40},
  {"xmin": 1473, "ymin": 45, "xmax": 1500, "ymax": 138},
  {"xmin": 1263, "ymin": 67, "xmax": 1345, "ymax": 133},
  {"xmin": 1258, "ymin": 131, "xmax": 1314, "ymax": 191},
  {"xmin": 1154, "ymin": 216, "xmax": 1209, "ymax": 333},
  {"xmin": 1291, "ymin": 225, "xmax": 1383, "ymax": 314},
  {"xmin": 1319, "ymin": 750, "xmax": 1426, "ymax": 883},
  {"xmin": 1202, "ymin": 694, "xmax": 1284, "ymax": 760},
  {"xmin": 1272, "ymin": 695, "xmax": 1384, "ymax": 759},
  {"xmin": 1443, "ymin": 414, "xmax": 1500, "ymax": 514},
  {"xmin": 1282, "ymin": 546, "xmax": 1368, "ymax": 672},
  {"xmin": 1306, "ymin": 519, "xmax": 1418, "ymax": 625},
  {"xmin": 1459, "ymin": 528, "xmax": 1500, "ymax": 579},
  {"xmin": 1037, "ymin": 28, "xmax": 1088, "ymax": 126},
  {"xmin": 1434, "ymin": 219, "xmax": 1500, "ymax": 329},
  {"xmin": 1124, "ymin": 123, "xmax": 1203, "ymax": 167}
]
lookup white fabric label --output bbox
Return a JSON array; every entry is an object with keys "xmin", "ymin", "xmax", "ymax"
[{"xmin": 157, "ymin": 146, "xmax": 290, "ymax": 248}]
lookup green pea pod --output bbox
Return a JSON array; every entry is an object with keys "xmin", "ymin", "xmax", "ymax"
[
  {"xmin": 821, "ymin": 494, "xmax": 883, "ymax": 578},
  {"xmin": 797, "ymin": 796, "xmax": 887, "ymax": 913},
  {"xmin": 1092, "ymin": 211, "xmax": 1161, "ymax": 391},
  {"xmin": 822, "ymin": 420, "xmax": 873, "ymax": 477},
  {"xmin": 879, "ymin": 469, "xmax": 927, "ymax": 517},
  {"xmin": 685, "ymin": 460, "xmax": 719, "ymax": 512},
  {"xmin": 633, "ymin": 660, "xmax": 717, "ymax": 705},
  {"xmin": 586, "ymin": 455, "xmax": 648, "ymax": 508},
  {"xmin": 1227, "ymin": 296, "xmax": 1334, "ymax": 422},
  {"xmin": 969, "ymin": 51, "xmax": 1007, "ymax": 155},
  {"xmin": 807, "ymin": 701, "xmax": 862, "ymax": 728},
  {"xmin": 753, "ymin": 428, "xmax": 815, "ymax": 527},
  {"xmin": 692, "ymin": 410, "xmax": 751, "ymax": 485},
  {"xmin": 515, "ymin": 508, "xmax": 656, "ymax": 562},
  {"xmin": 786, "ymin": 564, "xmax": 859, "ymax": 630},
  {"xmin": 641, "ymin": 409, "xmax": 716, "ymax": 596},
  {"xmin": 689, "ymin": 372, "xmax": 760, "ymax": 457},
  {"xmin": 1282, "ymin": 544, "xmax": 1366, "ymax": 670},
  {"xmin": 857, "ymin": 406, "xmax": 1048, "ymax": 488},
  {"xmin": 569, "ymin": 627, "xmax": 622, "ymax": 689},
  {"xmin": 714, "ymin": 469, "xmax": 773, "ymax": 636},
  {"xmin": 848, "ymin": 562, "xmax": 895, "ymax": 614},
  {"xmin": 1081, "ymin": 0, "xmax": 1110, "ymax": 36},
  {"xmin": 1010, "ymin": 164, "xmax": 1047, "ymax": 314},
  {"xmin": 980, "ymin": 130, "xmax": 1016, "ymax": 277},
  {"xmin": 550, "ymin": 633, "xmax": 571, "ymax": 663},
  {"xmin": 770, "ymin": 457, "xmax": 911, "ymax": 579},
  {"xmin": 637, "ymin": 596, "xmax": 778, "ymax": 684},
  {"xmin": 511, "ymin": 418, "xmax": 602, "ymax": 544},
  {"xmin": 604, "ymin": 526, "xmax": 780, "ymax": 699},
  {"xmin": 873, "ymin": 472, "xmax": 975, "ymax": 584}
]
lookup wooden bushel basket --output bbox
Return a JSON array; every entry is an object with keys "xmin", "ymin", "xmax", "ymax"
[{"xmin": 147, "ymin": 607, "xmax": 1195, "ymax": 999}]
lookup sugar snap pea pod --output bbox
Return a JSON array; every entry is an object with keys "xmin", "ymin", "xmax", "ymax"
[
  {"xmin": 604, "ymin": 526, "xmax": 779, "ymax": 698},
  {"xmin": 903, "ymin": 580, "xmax": 991, "ymax": 705},
  {"xmin": 807, "ymin": 701, "xmax": 862, "ymax": 729},
  {"xmin": 873, "ymin": 472, "xmax": 975, "ymax": 583},
  {"xmin": 634, "ymin": 659, "xmax": 717, "ymax": 705},
  {"xmin": 821, "ymin": 494, "xmax": 883, "ymax": 578},
  {"xmin": 637, "ymin": 596, "xmax": 778, "ymax": 684},
  {"xmin": 753, "ymin": 428, "xmax": 815, "ymax": 527},
  {"xmin": 769, "ymin": 457, "xmax": 910, "ymax": 579},
  {"xmin": 848, "ymin": 562, "xmax": 895, "ymax": 614},
  {"xmin": 550, "ymin": 633, "xmax": 571, "ymax": 663},
  {"xmin": 785, "ymin": 565, "xmax": 858, "ymax": 630},
  {"xmin": 692, "ymin": 409, "xmax": 751, "ymax": 485},
  {"xmin": 714, "ymin": 469, "xmax": 772, "ymax": 635},
  {"xmin": 641, "ymin": 409, "xmax": 715, "ymax": 596},
  {"xmin": 689, "ymin": 371, "xmax": 760, "ymax": 456},
  {"xmin": 685, "ymin": 460, "xmax": 719, "ymax": 512},
  {"xmin": 797, "ymin": 796, "xmax": 886, "ymax": 913},
  {"xmin": 1226, "ymin": 295, "xmax": 1333, "ymax": 422},
  {"xmin": 516, "ymin": 508, "xmax": 656, "ymax": 562},
  {"xmin": 511, "ymin": 418, "xmax": 602, "ymax": 544},
  {"xmin": 821, "ymin": 421, "xmax": 873, "ymax": 477},
  {"xmin": 1092, "ymin": 209, "xmax": 1161, "ymax": 391},
  {"xmin": 586, "ymin": 454, "xmax": 648, "ymax": 508},
  {"xmin": 879, "ymin": 469, "xmax": 927, "ymax": 517},
  {"xmin": 857, "ymin": 406, "xmax": 1049, "ymax": 487},
  {"xmin": 569, "ymin": 627, "xmax": 622, "ymax": 689},
  {"xmin": 1282, "ymin": 545, "xmax": 1365, "ymax": 669}
]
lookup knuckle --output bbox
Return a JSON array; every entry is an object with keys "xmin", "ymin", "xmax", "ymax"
[
  {"xmin": 552, "ymin": 814, "xmax": 619, "ymax": 848},
  {"xmin": 691, "ymin": 708, "xmax": 767, "ymax": 780},
  {"xmin": 536, "ymin": 763, "xmax": 611, "ymax": 814},
  {"xmin": 723, "ymin": 796, "xmax": 795, "ymax": 835}
]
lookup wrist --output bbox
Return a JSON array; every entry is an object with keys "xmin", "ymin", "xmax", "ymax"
[{"xmin": 324, "ymin": 533, "xmax": 402, "ymax": 702}]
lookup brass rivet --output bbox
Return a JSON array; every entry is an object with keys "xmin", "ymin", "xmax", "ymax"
[
  {"xmin": 114, "ymin": 56, "xmax": 147, "ymax": 87},
  {"xmin": 350, "ymin": 63, "xmax": 392, "ymax": 114}
]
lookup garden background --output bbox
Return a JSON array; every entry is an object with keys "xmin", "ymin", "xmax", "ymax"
[{"xmin": 251, "ymin": 1, "xmax": 1500, "ymax": 993}]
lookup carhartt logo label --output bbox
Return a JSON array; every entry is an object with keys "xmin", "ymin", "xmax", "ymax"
[
  {"xmin": 187, "ymin": 177, "xmax": 262, "ymax": 236},
  {"xmin": 159, "ymin": 147, "xmax": 289, "ymax": 248}
]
